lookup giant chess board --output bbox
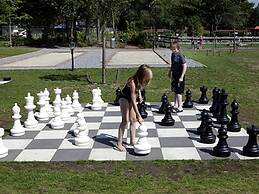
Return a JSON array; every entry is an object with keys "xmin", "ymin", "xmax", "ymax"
[{"xmin": 1, "ymin": 102, "xmax": 258, "ymax": 161}]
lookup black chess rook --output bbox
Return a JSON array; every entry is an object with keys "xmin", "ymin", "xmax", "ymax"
[
  {"xmin": 198, "ymin": 86, "xmax": 209, "ymax": 104},
  {"xmin": 183, "ymin": 89, "xmax": 193, "ymax": 108}
]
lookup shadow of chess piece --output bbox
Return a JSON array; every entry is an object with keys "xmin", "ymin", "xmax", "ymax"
[
  {"xmin": 159, "ymin": 94, "xmax": 168, "ymax": 114},
  {"xmin": 200, "ymin": 114, "xmax": 216, "ymax": 144},
  {"xmin": 213, "ymin": 124, "xmax": 231, "ymax": 157},
  {"xmin": 161, "ymin": 103, "xmax": 175, "ymax": 126},
  {"xmin": 183, "ymin": 89, "xmax": 193, "ymax": 108},
  {"xmin": 198, "ymin": 86, "xmax": 209, "ymax": 104},
  {"xmin": 197, "ymin": 109, "xmax": 209, "ymax": 135},
  {"xmin": 227, "ymin": 99, "xmax": 241, "ymax": 132},
  {"xmin": 114, "ymin": 87, "xmax": 121, "ymax": 106},
  {"xmin": 243, "ymin": 125, "xmax": 259, "ymax": 157},
  {"xmin": 138, "ymin": 101, "xmax": 148, "ymax": 119}
]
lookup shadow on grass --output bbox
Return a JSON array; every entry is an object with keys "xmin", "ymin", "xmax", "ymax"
[{"xmin": 39, "ymin": 74, "xmax": 89, "ymax": 82}]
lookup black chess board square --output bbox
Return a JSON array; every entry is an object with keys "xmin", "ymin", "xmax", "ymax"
[
  {"xmin": 159, "ymin": 137, "xmax": 195, "ymax": 147},
  {"xmin": 51, "ymin": 149, "xmax": 91, "ymax": 161},
  {"xmin": 26, "ymin": 139, "xmax": 63, "ymax": 149},
  {"xmin": 126, "ymin": 148, "xmax": 163, "ymax": 160},
  {"xmin": 4, "ymin": 131, "xmax": 39, "ymax": 139}
]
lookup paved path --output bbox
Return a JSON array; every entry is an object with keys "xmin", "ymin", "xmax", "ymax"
[{"xmin": 0, "ymin": 47, "xmax": 205, "ymax": 70}]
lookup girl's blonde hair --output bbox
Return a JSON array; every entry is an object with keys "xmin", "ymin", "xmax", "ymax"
[{"xmin": 129, "ymin": 64, "xmax": 153, "ymax": 90}]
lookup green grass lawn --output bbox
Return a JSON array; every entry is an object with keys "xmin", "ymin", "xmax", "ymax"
[
  {"xmin": 0, "ymin": 47, "xmax": 39, "ymax": 58},
  {"xmin": 1, "ymin": 47, "xmax": 259, "ymax": 193}
]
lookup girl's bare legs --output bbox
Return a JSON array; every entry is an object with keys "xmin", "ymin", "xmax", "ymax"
[
  {"xmin": 117, "ymin": 98, "xmax": 129, "ymax": 151},
  {"xmin": 129, "ymin": 102, "xmax": 137, "ymax": 145}
]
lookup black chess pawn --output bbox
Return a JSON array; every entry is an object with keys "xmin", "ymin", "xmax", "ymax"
[
  {"xmin": 198, "ymin": 86, "xmax": 209, "ymax": 104},
  {"xmin": 114, "ymin": 87, "xmax": 121, "ymax": 106},
  {"xmin": 183, "ymin": 89, "xmax": 193, "ymax": 108},
  {"xmin": 216, "ymin": 89, "xmax": 230, "ymax": 125},
  {"xmin": 243, "ymin": 125, "xmax": 259, "ymax": 157},
  {"xmin": 209, "ymin": 87, "xmax": 218, "ymax": 114},
  {"xmin": 213, "ymin": 124, "xmax": 231, "ymax": 157},
  {"xmin": 161, "ymin": 103, "xmax": 175, "ymax": 126},
  {"xmin": 200, "ymin": 114, "xmax": 216, "ymax": 144},
  {"xmin": 138, "ymin": 101, "xmax": 148, "ymax": 119},
  {"xmin": 227, "ymin": 99, "xmax": 241, "ymax": 132},
  {"xmin": 197, "ymin": 109, "xmax": 209, "ymax": 135},
  {"xmin": 158, "ymin": 94, "xmax": 168, "ymax": 114}
]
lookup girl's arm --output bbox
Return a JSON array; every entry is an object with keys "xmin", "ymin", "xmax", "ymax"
[{"xmin": 129, "ymin": 80, "xmax": 143, "ymax": 122}]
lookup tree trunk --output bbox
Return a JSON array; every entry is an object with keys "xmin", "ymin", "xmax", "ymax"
[
  {"xmin": 101, "ymin": 26, "xmax": 106, "ymax": 84},
  {"xmin": 9, "ymin": 14, "xmax": 12, "ymax": 47},
  {"xmin": 97, "ymin": 18, "xmax": 100, "ymax": 43},
  {"xmin": 112, "ymin": 12, "xmax": 115, "ymax": 37}
]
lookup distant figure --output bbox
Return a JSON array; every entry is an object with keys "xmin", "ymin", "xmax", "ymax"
[{"xmin": 198, "ymin": 35, "xmax": 204, "ymax": 49}]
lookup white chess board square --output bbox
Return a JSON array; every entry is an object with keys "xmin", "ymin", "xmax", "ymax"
[
  {"xmin": 191, "ymin": 139, "xmax": 219, "ymax": 147},
  {"xmin": 106, "ymin": 106, "xmax": 120, "ymax": 112},
  {"xmin": 143, "ymin": 122, "xmax": 156, "ymax": 129},
  {"xmin": 87, "ymin": 123, "xmax": 101, "ymax": 130},
  {"xmin": 182, "ymin": 121, "xmax": 201, "ymax": 129},
  {"xmin": 89, "ymin": 148, "xmax": 126, "ymax": 160},
  {"xmin": 153, "ymin": 115, "xmax": 181, "ymax": 122},
  {"xmin": 101, "ymin": 116, "xmax": 122, "ymax": 123},
  {"xmin": 82, "ymin": 111, "xmax": 105, "ymax": 117},
  {"xmin": 233, "ymin": 147, "xmax": 259, "ymax": 160},
  {"xmin": 64, "ymin": 117, "xmax": 77, "ymax": 123},
  {"xmin": 58, "ymin": 138, "xmax": 94, "ymax": 149},
  {"xmin": 147, "ymin": 111, "xmax": 153, "ymax": 116},
  {"xmin": 25, "ymin": 123, "xmax": 46, "ymax": 131},
  {"xmin": 34, "ymin": 130, "xmax": 68, "ymax": 139},
  {"xmin": 126, "ymin": 137, "xmax": 160, "ymax": 148},
  {"xmin": 15, "ymin": 149, "xmax": 57, "ymax": 161},
  {"xmin": 97, "ymin": 129, "xmax": 126, "ymax": 138},
  {"xmin": 162, "ymin": 147, "xmax": 201, "ymax": 160},
  {"xmin": 178, "ymin": 110, "xmax": 200, "ymax": 116},
  {"xmin": 195, "ymin": 105, "xmax": 211, "ymax": 110},
  {"xmin": 157, "ymin": 128, "xmax": 189, "ymax": 137},
  {"xmin": 3, "ymin": 139, "xmax": 32, "ymax": 149}
]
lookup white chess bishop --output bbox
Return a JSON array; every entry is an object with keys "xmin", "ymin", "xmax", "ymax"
[
  {"xmin": 0, "ymin": 128, "xmax": 8, "ymax": 158},
  {"xmin": 10, "ymin": 103, "xmax": 25, "ymax": 136},
  {"xmin": 134, "ymin": 124, "xmax": 151, "ymax": 155},
  {"xmin": 24, "ymin": 93, "xmax": 38, "ymax": 129},
  {"xmin": 91, "ymin": 87, "xmax": 104, "ymax": 110},
  {"xmin": 74, "ymin": 113, "xmax": 90, "ymax": 146}
]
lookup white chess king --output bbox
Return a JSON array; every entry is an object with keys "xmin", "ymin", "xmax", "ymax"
[{"xmin": 134, "ymin": 124, "xmax": 151, "ymax": 155}]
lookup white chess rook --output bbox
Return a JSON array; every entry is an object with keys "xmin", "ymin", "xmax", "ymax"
[
  {"xmin": 75, "ymin": 113, "xmax": 90, "ymax": 146},
  {"xmin": 24, "ymin": 93, "xmax": 38, "ymax": 129},
  {"xmin": 54, "ymin": 88, "xmax": 62, "ymax": 104},
  {"xmin": 51, "ymin": 105, "xmax": 64, "ymax": 129},
  {"xmin": 43, "ymin": 88, "xmax": 53, "ymax": 114},
  {"xmin": 10, "ymin": 103, "xmax": 25, "ymax": 136},
  {"xmin": 0, "ymin": 128, "xmax": 8, "ymax": 158},
  {"xmin": 36, "ymin": 91, "xmax": 49, "ymax": 121},
  {"xmin": 72, "ymin": 90, "xmax": 82, "ymax": 112},
  {"xmin": 91, "ymin": 88, "xmax": 103, "ymax": 110},
  {"xmin": 134, "ymin": 124, "xmax": 151, "ymax": 155}
]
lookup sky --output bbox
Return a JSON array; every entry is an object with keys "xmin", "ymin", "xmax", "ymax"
[{"xmin": 248, "ymin": 0, "xmax": 259, "ymax": 6}]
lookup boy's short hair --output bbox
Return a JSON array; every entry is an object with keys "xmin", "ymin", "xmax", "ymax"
[{"xmin": 171, "ymin": 41, "xmax": 180, "ymax": 50}]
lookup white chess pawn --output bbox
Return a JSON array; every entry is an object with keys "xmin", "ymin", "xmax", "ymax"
[
  {"xmin": 51, "ymin": 105, "xmax": 64, "ymax": 129},
  {"xmin": 96, "ymin": 87, "xmax": 104, "ymax": 104},
  {"xmin": 36, "ymin": 91, "xmax": 49, "ymax": 121},
  {"xmin": 91, "ymin": 88, "xmax": 102, "ymax": 110},
  {"xmin": 43, "ymin": 88, "xmax": 53, "ymax": 114},
  {"xmin": 74, "ymin": 113, "xmax": 90, "ymax": 146},
  {"xmin": 72, "ymin": 90, "xmax": 82, "ymax": 112},
  {"xmin": 24, "ymin": 93, "xmax": 38, "ymax": 129},
  {"xmin": 66, "ymin": 94, "xmax": 74, "ymax": 116},
  {"xmin": 134, "ymin": 124, "xmax": 151, "ymax": 155},
  {"xmin": 0, "ymin": 128, "xmax": 8, "ymax": 158},
  {"xmin": 61, "ymin": 98, "xmax": 70, "ymax": 122},
  {"xmin": 54, "ymin": 88, "xmax": 62, "ymax": 104},
  {"xmin": 10, "ymin": 103, "xmax": 25, "ymax": 136}
]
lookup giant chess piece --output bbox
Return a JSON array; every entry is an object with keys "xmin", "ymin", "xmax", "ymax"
[
  {"xmin": 158, "ymin": 94, "xmax": 168, "ymax": 114},
  {"xmin": 161, "ymin": 103, "xmax": 175, "ymax": 126},
  {"xmin": 242, "ymin": 125, "xmax": 259, "ymax": 157},
  {"xmin": 72, "ymin": 90, "xmax": 83, "ymax": 112},
  {"xmin": 66, "ymin": 95, "xmax": 74, "ymax": 116},
  {"xmin": 24, "ymin": 93, "xmax": 38, "ymax": 129},
  {"xmin": 209, "ymin": 87, "xmax": 218, "ymax": 114},
  {"xmin": 213, "ymin": 89, "xmax": 222, "ymax": 118},
  {"xmin": 200, "ymin": 114, "xmax": 216, "ymax": 144},
  {"xmin": 0, "ymin": 128, "xmax": 8, "ymax": 158},
  {"xmin": 197, "ymin": 109, "xmax": 209, "ymax": 135},
  {"xmin": 61, "ymin": 98, "xmax": 70, "ymax": 122},
  {"xmin": 213, "ymin": 124, "xmax": 231, "ymax": 157},
  {"xmin": 36, "ymin": 91, "xmax": 49, "ymax": 121},
  {"xmin": 10, "ymin": 103, "xmax": 25, "ymax": 136},
  {"xmin": 54, "ymin": 88, "xmax": 62, "ymax": 104},
  {"xmin": 227, "ymin": 99, "xmax": 241, "ymax": 132},
  {"xmin": 51, "ymin": 102, "xmax": 64, "ymax": 129},
  {"xmin": 114, "ymin": 87, "xmax": 121, "ymax": 106},
  {"xmin": 198, "ymin": 86, "xmax": 209, "ymax": 104},
  {"xmin": 216, "ymin": 89, "xmax": 230, "ymax": 125},
  {"xmin": 43, "ymin": 88, "xmax": 53, "ymax": 114},
  {"xmin": 141, "ymin": 89, "xmax": 146, "ymax": 102},
  {"xmin": 134, "ymin": 124, "xmax": 151, "ymax": 155},
  {"xmin": 183, "ymin": 89, "xmax": 193, "ymax": 108},
  {"xmin": 91, "ymin": 88, "xmax": 103, "ymax": 110},
  {"xmin": 138, "ymin": 101, "xmax": 148, "ymax": 119},
  {"xmin": 74, "ymin": 113, "xmax": 90, "ymax": 146}
]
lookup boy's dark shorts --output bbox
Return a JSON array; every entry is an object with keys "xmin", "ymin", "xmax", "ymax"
[{"xmin": 171, "ymin": 79, "xmax": 185, "ymax": 94}]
